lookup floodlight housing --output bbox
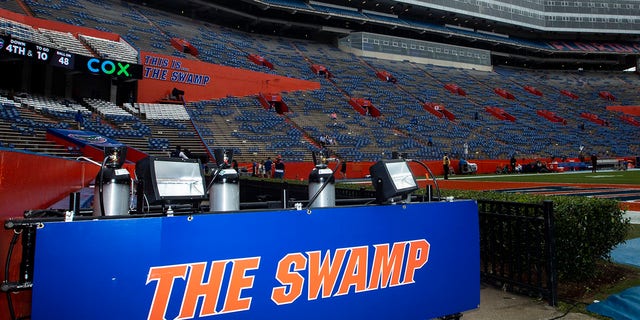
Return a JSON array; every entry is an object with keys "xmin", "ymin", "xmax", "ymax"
[
  {"xmin": 369, "ymin": 159, "xmax": 419, "ymax": 203},
  {"xmin": 135, "ymin": 156, "xmax": 206, "ymax": 205}
]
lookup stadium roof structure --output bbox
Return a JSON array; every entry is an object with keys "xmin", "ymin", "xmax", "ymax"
[{"xmin": 130, "ymin": 0, "xmax": 640, "ymax": 71}]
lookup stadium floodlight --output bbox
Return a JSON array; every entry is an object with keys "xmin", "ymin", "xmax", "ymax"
[
  {"xmin": 369, "ymin": 159, "xmax": 419, "ymax": 203},
  {"xmin": 135, "ymin": 156, "xmax": 206, "ymax": 211}
]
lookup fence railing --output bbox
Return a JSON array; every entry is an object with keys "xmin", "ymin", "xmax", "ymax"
[{"xmin": 478, "ymin": 199, "xmax": 557, "ymax": 306}]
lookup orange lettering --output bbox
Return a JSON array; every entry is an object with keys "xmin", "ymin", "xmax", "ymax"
[
  {"xmin": 220, "ymin": 257, "xmax": 260, "ymax": 314},
  {"xmin": 307, "ymin": 248, "xmax": 347, "ymax": 300},
  {"xmin": 177, "ymin": 261, "xmax": 227, "ymax": 319},
  {"xmin": 271, "ymin": 253, "xmax": 307, "ymax": 305},
  {"xmin": 336, "ymin": 246, "xmax": 368, "ymax": 295},
  {"xmin": 368, "ymin": 242, "xmax": 406, "ymax": 290},
  {"xmin": 403, "ymin": 239, "xmax": 430, "ymax": 284},
  {"xmin": 146, "ymin": 264, "xmax": 189, "ymax": 320}
]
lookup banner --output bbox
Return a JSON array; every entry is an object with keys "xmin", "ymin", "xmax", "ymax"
[
  {"xmin": 32, "ymin": 201, "xmax": 480, "ymax": 320},
  {"xmin": 549, "ymin": 41, "xmax": 640, "ymax": 53},
  {"xmin": 137, "ymin": 51, "xmax": 321, "ymax": 102},
  {"xmin": 46, "ymin": 128, "xmax": 125, "ymax": 148}
]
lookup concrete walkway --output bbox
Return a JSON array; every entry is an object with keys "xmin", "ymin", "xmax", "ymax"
[
  {"xmin": 462, "ymin": 284, "xmax": 597, "ymax": 320},
  {"xmin": 462, "ymin": 211, "xmax": 638, "ymax": 320}
]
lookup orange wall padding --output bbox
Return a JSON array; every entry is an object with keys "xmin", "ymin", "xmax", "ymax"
[
  {"xmin": 0, "ymin": 8, "xmax": 120, "ymax": 41},
  {"xmin": 0, "ymin": 150, "xmax": 102, "ymax": 320},
  {"xmin": 607, "ymin": 106, "xmax": 640, "ymax": 116},
  {"xmin": 0, "ymin": 150, "xmax": 100, "ymax": 218},
  {"xmin": 137, "ymin": 51, "xmax": 321, "ymax": 102},
  {"xmin": 239, "ymin": 158, "xmax": 542, "ymax": 181},
  {"xmin": 266, "ymin": 161, "xmax": 376, "ymax": 181}
]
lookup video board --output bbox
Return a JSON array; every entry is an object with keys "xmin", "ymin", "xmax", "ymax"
[{"xmin": 0, "ymin": 35, "xmax": 142, "ymax": 79}]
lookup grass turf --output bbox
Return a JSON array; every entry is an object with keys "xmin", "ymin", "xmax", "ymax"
[{"xmin": 453, "ymin": 170, "xmax": 640, "ymax": 185}]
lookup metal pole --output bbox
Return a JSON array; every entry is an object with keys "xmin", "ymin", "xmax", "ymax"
[
  {"xmin": 282, "ymin": 182, "xmax": 288, "ymax": 209},
  {"xmin": 69, "ymin": 192, "xmax": 80, "ymax": 216}
]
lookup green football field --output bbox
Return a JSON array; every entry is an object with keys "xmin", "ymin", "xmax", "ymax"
[{"xmin": 454, "ymin": 169, "xmax": 640, "ymax": 185}]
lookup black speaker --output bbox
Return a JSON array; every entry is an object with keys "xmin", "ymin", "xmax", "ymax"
[{"xmin": 172, "ymin": 87, "xmax": 185, "ymax": 97}]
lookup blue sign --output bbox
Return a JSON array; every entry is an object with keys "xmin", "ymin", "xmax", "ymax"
[
  {"xmin": 32, "ymin": 201, "xmax": 480, "ymax": 319},
  {"xmin": 47, "ymin": 128, "xmax": 124, "ymax": 148}
]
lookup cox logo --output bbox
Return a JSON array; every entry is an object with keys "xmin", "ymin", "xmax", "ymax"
[{"xmin": 87, "ymin": 58, "xmax": 131, "ymax": 77}]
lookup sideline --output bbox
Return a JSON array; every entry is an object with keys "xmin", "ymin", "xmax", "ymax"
[
  {"xmin": 339, "ymin": 170, "xmax": 640, "ymax": 212},
  {"xmin": 448, "ymin": 168, "xmax": 640, "ymax": 180},
  {"xmin": 625, "ymin": 211, "xmax": 640, "ymax": 224}
]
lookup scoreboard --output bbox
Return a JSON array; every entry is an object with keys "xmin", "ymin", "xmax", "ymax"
[
  {"xmin": 0, "ymin": 34, "xmax": 142, "ymax": 79},
  {"xmin": 0, "ymin": 35, "xmax": 74, "ymax": 69}
]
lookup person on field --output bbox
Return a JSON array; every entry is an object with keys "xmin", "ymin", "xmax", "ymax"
[{"xmin": 443, "ymin": 153, "xmax": 451, "ymax": 180}]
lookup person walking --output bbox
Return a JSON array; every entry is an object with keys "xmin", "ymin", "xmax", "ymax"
[
  {"xmin": 258, "ymin": 160, "xmax": 265, "ymax": 177},
  {"xmin": 171, "ymin": 145, "xmax": 188, "ymax": 159},
  {"xmin": 340, "ymin": 160, "xmax": 347, "ymax": 179},
  {"xmin": 274, "ymin": 156, "xmax": 285, "ymax": 179},
  {"xmin": 443, "ymin": 153, "xmax": 451, "ymax": 180},
  {"xmin": 75, "ymin": 110, "xmax": 84, "ymax": 130},
  {"xmin": 264, "ymin": 157, "xmax": 273, "ymax": 178}
]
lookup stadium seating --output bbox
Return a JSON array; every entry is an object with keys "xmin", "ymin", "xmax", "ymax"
[
  {"xmin": 0, "ymin": 92, "xmax": 83, "ymax": 156},
  {"xmin": 38, "ymin": 28, "xmax": 92, "ymax": 56},
  {"xmin": 261, "ymin": 0, "xmax": 312, "ymax": 10},
  {"xmin": 79, "ymin": 34, "xmax": 138, "ymax": 63},
  {"xmin": 0, "ymin": 0, "xmax": 638, "ymax": 164},
  {"xmin": 0, "ymin": 17, "xmax": 54, "ymax": 46},
  {"xmin": 84, "ymin": 98, "xmax": 136, "ymax": 120},
  {"xmin": 137, "ymin": 103, "xmax": 190, "ymax": 120}
]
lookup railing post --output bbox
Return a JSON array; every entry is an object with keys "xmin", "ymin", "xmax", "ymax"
[
  {"xmin": 282, "ymin": 182, "xmax": 289, "ymax": 209},
  {"xmin": 543, "ymin": 200, "xmax": 558, "ymax": 306}
]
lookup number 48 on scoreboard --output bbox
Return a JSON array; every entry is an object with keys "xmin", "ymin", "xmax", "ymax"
[{"xmin": 51, "ymin": 50, "xmax": 74, "ymax": 69}]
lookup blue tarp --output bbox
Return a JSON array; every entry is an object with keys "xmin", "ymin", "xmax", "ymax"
[
  {"xmin": 587, "ymin": 287, "xmax": 640, "ymax": 320},
  {"xmin": 587, "ymin": 238, "xmax": 640, "ymax": 320},
  {"xmin": 611, "ymin": 238, "xmax": 640, "ymax": 268}
]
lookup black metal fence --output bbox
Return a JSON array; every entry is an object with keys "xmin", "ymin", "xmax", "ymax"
[{"xmin": 478, "ymin": 199, "xmax": 557, "ymax": 306}]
